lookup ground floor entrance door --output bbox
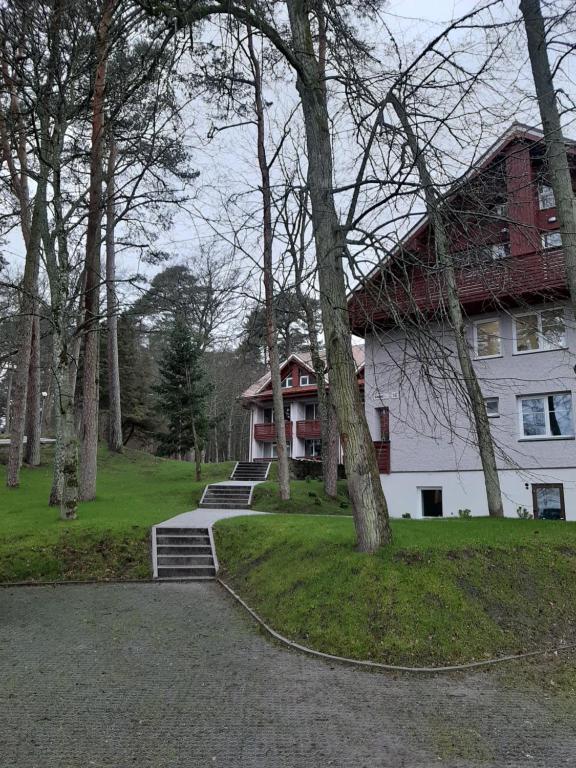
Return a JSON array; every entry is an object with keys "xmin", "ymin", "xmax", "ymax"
[
  {"xmin": 532, "ymin": 484, "xmax": 565, "ymax": 520},
  {"xmin": 421, "ymin": 488, "xmax": 443, "ymax": 517}
]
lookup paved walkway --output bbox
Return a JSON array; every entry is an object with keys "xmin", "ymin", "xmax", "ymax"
[
  {"xmin": 1, "ymin": 582, "xmax": 575, "ymax": 767},
  {"xmin": 155, "ymin": 507, "xmax": 267, "ymax": 530}
]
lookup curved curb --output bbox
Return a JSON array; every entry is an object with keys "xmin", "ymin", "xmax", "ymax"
[{"xmin": 218, "ymin": 578, "xmax": 576, "ymax": 674}]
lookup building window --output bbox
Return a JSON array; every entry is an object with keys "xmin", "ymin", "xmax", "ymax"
[
  {"xmin": 262, "ymin": 442, "xmax": 292, "ymax": 458},
  {"xmin": 494, "ymin": 201, "xmax": 507, "ymax": 217},
  {"xmin": 300, "ymin": 374, "xmax": 315, "ymax": 386},
  {"xmin": 304, "ymin": 439, "xmax": 322, "ymax": 458},
  {"xmin": 485, "ymin": 397, "xmax": 499, "ymax": 417},
  {"xmin": 513, "ymin": 308, "xmax": 566, "ymax": 353},
  {"xmin": 490, "ymin": 243, "xmax": 510, "ymax": 259},
  {"xmin": 542, "ymin": 231, "xmax": 562, "ymax": 249},
  {"xmin": 262, "ymin": 405, "xmax": 290, "ymax": 422},
  {"xmin": 519, "ymin": 393, "xmax": 573, "ymax": 439},
  {"xmin": 474, "ymin": 319, "xmax": 502, "ymax": 358},
  {"xmin": 538, "ymin": 184, "xmax": 555, "ymax": 210},
  {"xmin": 305, "ymin": 402, "xmax": 319, "ymax": 421},
  {"xmin": 281, "ymin": 376, "xmax": 293, "ymax": 389}
]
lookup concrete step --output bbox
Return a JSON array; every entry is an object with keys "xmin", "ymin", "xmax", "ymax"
[
  {"xmin": 157, "ymin": 565, "xmax": 216, "ymax": 578},
  {"xmin": 156, "ymin": 544, "xmax": 212, "ymax": 555},
  {"xmin": 158, "ymin": 527, "xmax": 209, "ymax": 535},
  {"xmin": 156, "ymin": 535, "xmax": 210, "ymax": 545},
  {"xmin": 155, "ymin": 576, "xmax": 215, "ymax": 582},
  {"xmin": 199, "ymin": 502, "xmax": 250, "ymax": 509},
  {"xmin": 157, "ymin": 554, "xmax": 214, "ymax": 566}
]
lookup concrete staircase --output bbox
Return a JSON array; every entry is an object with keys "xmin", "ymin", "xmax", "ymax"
[
  {"xmin": 230, "ymin": 461, "xmax": 271, "ymax": 482},
  {"xmin": 199, "ymin": 484, "xmax": 253, "ymax": 509},
  {"xmin": 154, "ymin": 528, "xmax": 216, "ymax": 580}
]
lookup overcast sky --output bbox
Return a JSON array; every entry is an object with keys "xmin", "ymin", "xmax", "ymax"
[{"xmin": 3, "ymin": 0, "xmax": 573, "ymax": 325}]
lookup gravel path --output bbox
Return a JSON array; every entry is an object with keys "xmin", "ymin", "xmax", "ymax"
[{"xmin": 1, "ymin": 582, "xmax": 575, "ymax": 767}]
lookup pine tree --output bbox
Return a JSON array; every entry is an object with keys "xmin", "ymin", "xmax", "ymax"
[{"xmin": 155, "ymin": 317, "xmax": 209, "ymax": 477}]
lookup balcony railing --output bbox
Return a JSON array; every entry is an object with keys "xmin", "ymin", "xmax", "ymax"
[
  {"xmin": 373, "ymin": 441, "xmax": 390, "ymax": 474},
  {"xmin": 254, "ymin": 421, "xmax": 292, "ymax": 441},
  {"xmin": 296, "ymin": 419, "xmax": 321, "ymax": 439}
]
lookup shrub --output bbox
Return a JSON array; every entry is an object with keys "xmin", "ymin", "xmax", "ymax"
[
  {"xmin": 516, "ymin": 506, "xmax": 533, "ymax": 520},
  {"xmin": 458, "ymin": 508, "xmax": 472, "ymax": 519},
  {"xmin": 401, "ymin": 512, "xmax": 411, "ymax": 519}
]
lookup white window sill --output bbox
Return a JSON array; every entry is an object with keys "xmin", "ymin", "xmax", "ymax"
[
  {"xmin": 512, "ymin": 346, "xmax": 568, "ymax": 356},
  {"xmin": 518, "ymin": 435, "xmax": 575, "ymax": 442},
  {"xmin": 473, "ymin": 354, "xmax": 503, "ymax": 361}
]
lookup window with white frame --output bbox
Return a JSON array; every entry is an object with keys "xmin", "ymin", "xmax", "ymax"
[
  {"xmin": 538, "ymin": 184, "xmax": 555, "ymax": 210},
  {"xmin": 490, "ymin": 243, "xmax": 510, "ymax": 259},
  {"xmin": 519, "ymin": 393, "xmax": 573, "ymax": 439},
  {"xmin": 305, "ymin": 402, "xmax": 319, "ymax": 420},
  {"xmin": 300, "ymin": 373, "xmax": 315, "ymax": 386},
  {"xmin": 513, "ymin": 308, "xmax": 566, "ymax": 353},
  {"xmin": 281, "ymin": 376, "xmax": 293, "ymax": 388},
  {"xmin": 304, "ymin": 439, "xmax": 322, "ymax": 458},
  {"xmin": 542, "ymin": 231, "xmax": 562, "ymax": 249},
  {"xmin": 494, "ymin": 201, "xmax": 507, "ymax": 217},
  {"xmin": 262, "ymin": 441, "xmax": 292, "ymax": 458},
  {"xmin": 474, "ymin": 319, "xmax": 502, "ymax": 358},
  {"xmin": 485, "ymin": 397, "xmax": 500, "ymax": 417}
]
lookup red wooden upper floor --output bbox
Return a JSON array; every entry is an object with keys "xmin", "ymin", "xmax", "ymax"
[
  {"xmin": 240, "ymin": 347, "xmax": 365, "ymax": 405},
  {"xmin": 348, "ymin": 124, "xmax": 576, "ymax": 335}
]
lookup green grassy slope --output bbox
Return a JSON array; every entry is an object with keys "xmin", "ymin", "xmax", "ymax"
[
  {"xmin": 0, "ymin": 448, "xmax": 233, "ymax": 582},
  {"xmin": 214, "ymin": 514, "xmax": 576, "ymax": 666}
]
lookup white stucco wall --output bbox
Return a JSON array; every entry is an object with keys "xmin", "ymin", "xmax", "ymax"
[{"xmin": 365, "ymin": 302, "xmax": 576, "ymax": 518}]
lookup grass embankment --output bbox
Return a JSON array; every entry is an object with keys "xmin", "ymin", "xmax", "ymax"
[
  {"xmin": 0, "ymin": 448, "xmax": 233, "ymax": 582},
  {"xmin": 253, "ymin": 477, "xmax": 351, "ymax": 515},
  {"xmin": 214, "ymin": 514, "xmax": 576, "ymax": 666}
]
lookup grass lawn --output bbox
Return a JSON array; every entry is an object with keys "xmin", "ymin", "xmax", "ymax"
[
  {"xmin": 0, "ymin": 447, "xmax": 233, "ymax": 582},
  {"xmin": 253, "ymin": 477, "xmax": 351, "ymax": 515},
  {"xmin": 214, "ymin": 514, "xmax": 576, "ymax": 666}
]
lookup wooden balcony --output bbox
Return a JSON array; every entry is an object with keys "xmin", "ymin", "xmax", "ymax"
[
  {"xmin": 373, "ymin": 441, "xmax": 390, "ymax": 474},
  {"xmin": 254, "ymin": 422, "xmax": 292, "ymax": 441},
  {"xmin": 350, "ymin": 247, "xmax": 568, "ymax": 334},
  {"xmin": 296, "ymin": 420, "xmax": 321, "ymax": 439}
]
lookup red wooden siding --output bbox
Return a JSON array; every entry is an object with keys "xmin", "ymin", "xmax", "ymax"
[
  {"xmin": 506, "ymin": 144, "xmax": 540, "ymax": 257},
  {"xmin": 254, "ymin": 422, "xmax": 292, "ymax": 441},
  {"xmin": 296, "ymin": 420, "xmax": 322, "ymax": 439},
  {"xmin": 349, "ymin": 246, "xmax": 567, "ymax": 334},
  {"xmin": 373, "ymin": 441, "xmax": 390, "ymax": 474}
]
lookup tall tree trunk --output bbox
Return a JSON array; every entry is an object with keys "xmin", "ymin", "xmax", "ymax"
[
  {"xmin": 79, "ymin": 0, "xmax": 116, "ymax": 500},
  {"xmin": 520, "ymin": 0, "xmax": 576, "ymax": 313},
  {"xmin": 24, "ymin": 315, "xmax": 42, "ymax": 466},
  {"xmin": 6, "ymin": 173, "xmax": 48, "ymax": 487},
  {"xmin": 105, "ymin": 133, "xmax": 123, "ymax": 452},
  {"xmin": 302, "ymin": 298, "xmax": 338, "ymax": 497},
  {"xmin": 5, "ymin": 363, "xmax": 13, "ymax": 434},
  {"xmin": 247, "ymin": 25, "xmax": 290, "ymax": 500},
  {"xmin": 285, "ymin": 0, "xmax": 391, "ymax": 551},
  {"xmin": 390, "ymin": 93, "xmax": 504, "ymax": 517},
  {"xmin": 289, "ymin": 190, "xmax": 339, "ymax": 498},
  {"xmin": 227, "ymin": 408, "xmax": 233, "ymax": 460},
  {"xmin": 191, "ymin": 418, "xmax": 202, "ymax": 481}
]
